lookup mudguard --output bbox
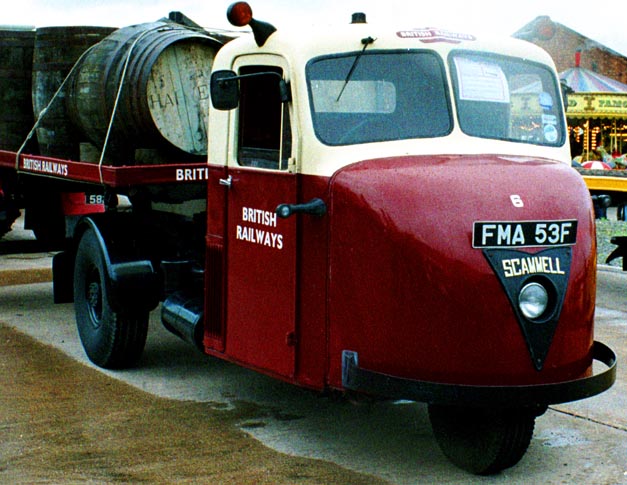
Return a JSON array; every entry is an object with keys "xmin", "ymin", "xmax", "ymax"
[{"xmin": 54, "ymin": 215, "xmax": 159, "ymax": 312}]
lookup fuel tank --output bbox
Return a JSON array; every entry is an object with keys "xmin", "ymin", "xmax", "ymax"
[{"xmin": 327, "ymin": 154, "xmax": 596, "ymax": 387}]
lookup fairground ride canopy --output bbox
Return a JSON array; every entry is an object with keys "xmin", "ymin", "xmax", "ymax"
[{"xmin": 561, "ymin": 66, "xmax": 627, "ymax": 119}]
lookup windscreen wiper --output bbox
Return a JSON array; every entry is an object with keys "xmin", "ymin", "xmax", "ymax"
[{"xmin": 336, "ymin": 36, "xmax": 376, "ymax": 102}]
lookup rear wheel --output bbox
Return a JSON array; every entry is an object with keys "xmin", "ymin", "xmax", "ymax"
[
  {"xmin": 74, "ymin": 228, "xmax": 149, "ymax": 369},
  {"xmin": 428, "ymin": 405, "xmax": 535, "ymax": 475}
]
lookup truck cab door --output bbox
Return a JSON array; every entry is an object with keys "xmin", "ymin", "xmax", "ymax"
[{"xmin": 223, "ymin": 60, "xmax": 297, "ymax": 378}]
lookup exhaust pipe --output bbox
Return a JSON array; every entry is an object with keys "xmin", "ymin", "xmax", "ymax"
[{"xmin": 161, "ymin": 291, "xmax": 204, "ymax": 350}]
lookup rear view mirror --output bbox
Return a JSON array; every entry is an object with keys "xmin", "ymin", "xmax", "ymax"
[{"xmin": 211, "ymin": 70, "xmax": 240, "ymax": 110}]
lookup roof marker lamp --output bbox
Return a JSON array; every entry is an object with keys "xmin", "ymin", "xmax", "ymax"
[
  {"xmin": 227, "ymin": 2, "xmax": 253, "ymax": 26},
  {"xmin": 227, "ymin": 2, "xmax": 277, "ymax": 47},
  {"xmin": 518, "ymin": 282, "xmax": 549, "ymax": 321}
]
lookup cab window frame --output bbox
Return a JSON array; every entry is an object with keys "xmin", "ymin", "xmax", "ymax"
[
  {"xmin": 235, "ymin": 63, "xmax": 293, "ymax": 170},
  {"xmin": 306, "ymin": 49, "xmax": 453, "ymax": 146},
  {"xmin": 449, "ymin": 50, "xmax": 567, "ymax": 147}
]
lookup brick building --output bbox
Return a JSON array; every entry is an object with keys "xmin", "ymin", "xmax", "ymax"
[
  {"xmin": 514, "ymin": 17, "xmax": 627, "ymax": 159},
  {"xmin": 513, "ymin": 16, "xmax": 627, "ymax": 84}
]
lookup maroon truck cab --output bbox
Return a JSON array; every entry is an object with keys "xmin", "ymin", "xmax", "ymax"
[{"xmin": 196, "ymin": 5, "xmax": 615, "ymax": 473}]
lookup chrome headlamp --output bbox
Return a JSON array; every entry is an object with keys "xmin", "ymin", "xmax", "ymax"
[{"xmin": 518, "ymin": 282, "xmax": 549, "ymax": 320}]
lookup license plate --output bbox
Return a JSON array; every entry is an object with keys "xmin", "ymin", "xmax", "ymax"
[{"xmin": 473, "ymin": 220, "xmax": 577, "ymax": 248}]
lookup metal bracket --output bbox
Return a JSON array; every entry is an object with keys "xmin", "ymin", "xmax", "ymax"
[
  {"xmin": 341, "ymin": 342, "xmax": 616, "ymax": 407},
  {"xmin": 342, "ymin": 350, "xmax": 358, "ymax": 388},
  {"xmin": 219, "ymin": 175, "xmax": 232, "ymax": 187}
]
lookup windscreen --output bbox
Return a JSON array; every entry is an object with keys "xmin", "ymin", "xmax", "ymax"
[
  {"xmin": 450, "ymin": 52, "xmax": 566, "ymax": 146},
  {"xmin": 307, "ymin": 51, "xmax": 452, "ymax": 145},
  {"xmin": 307, "ymin": 50, "xmax": 566, "ymax": 148}
]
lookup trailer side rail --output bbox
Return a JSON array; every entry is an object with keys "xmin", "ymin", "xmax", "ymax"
[{"xmin": 0, "ymin": 150, "xmax": 209, "ymax": 188}]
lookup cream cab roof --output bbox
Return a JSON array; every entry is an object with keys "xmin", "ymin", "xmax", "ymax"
[
  {"xmin": 210, "ymin": 19, "xmax": 571, "ymax": 177},
  {"xmin": 215, "ymin": 20, "xmax": 557, "ymax": 72}
]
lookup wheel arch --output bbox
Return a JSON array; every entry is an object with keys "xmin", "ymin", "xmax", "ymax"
[{"xmin": 54, "ymin": 214, "xmax": 160, "ymax": 312}]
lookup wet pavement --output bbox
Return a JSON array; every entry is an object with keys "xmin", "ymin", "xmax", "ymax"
[
  {"xmin": 0, "ymin": 220, "xmax": 386, "ymax": 484},
  {"xmin": 0, "ymin": 322, "xmax": 384, "ymax": 484},
  {"xmin": 1, "ymin": 223, "xmax": 627, "ymax": 483}
]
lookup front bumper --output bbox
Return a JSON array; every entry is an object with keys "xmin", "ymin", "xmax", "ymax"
[{"xmin": 341, "ymin": 341, "xmax": 616, "ymax": 407}]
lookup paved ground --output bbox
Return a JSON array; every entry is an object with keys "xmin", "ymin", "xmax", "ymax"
[{"xmin": 1, "ymin": 220, "xmax": 626, "ymax": 484}]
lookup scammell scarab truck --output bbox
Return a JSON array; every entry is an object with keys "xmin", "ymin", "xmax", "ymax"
[{"xmin": 0, "ymin": 2, "xmax": 616, "ymax": 474}]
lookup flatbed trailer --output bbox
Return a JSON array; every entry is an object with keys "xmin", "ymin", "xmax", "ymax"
[{"xmin": 0, "ymin": 149, "xmax": 208, "ymax": 188}]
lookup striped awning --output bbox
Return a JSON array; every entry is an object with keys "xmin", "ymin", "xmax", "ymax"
[{"xmin": 560, "ymin": 67, "xmax": 627, "ymax": 93}]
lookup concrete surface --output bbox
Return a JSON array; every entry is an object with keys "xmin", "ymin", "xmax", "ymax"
[
  {"xmin": 0, "ymin": 215, "xmax": 53, "ymax": 287},
  {"xmin": 1, "ymin": 220, "xmax": 626, "ymax": 483}
]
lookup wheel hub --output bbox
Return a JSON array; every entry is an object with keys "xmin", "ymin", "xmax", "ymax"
[{"xmin": 87, "ymin": 280, "xmax": 103, "ymax": 328}]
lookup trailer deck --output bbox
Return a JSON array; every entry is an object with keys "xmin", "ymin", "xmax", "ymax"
[{"xmin": 0, "ymin": 150, "xmax": 208, "ymax": 188}]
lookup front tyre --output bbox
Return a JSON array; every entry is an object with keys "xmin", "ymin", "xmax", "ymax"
[
  {"xmin": 428, "ymin": 405, "xmax": 535, "ymax": 475},
  {"xmin": 74, "ymin": 228, "xmax": 149, "ymax": 369}
]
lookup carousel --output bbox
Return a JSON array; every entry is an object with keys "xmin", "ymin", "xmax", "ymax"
[
  {"xmin": 560, "ymin": 53, "xmax": 627, "ymax": 219},
  {"xmin": 561, "ymin": 52, "xmax": 627, "ymax": 168}
]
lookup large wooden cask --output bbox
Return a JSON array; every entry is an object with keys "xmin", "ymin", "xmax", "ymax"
[
  {"xmin": 0, "ymin": 27, "xmax": 35, "ymax": 151},
  {"xmin": 32, "ymin": 26, "xmax": 116, "ymax": 159},
  {"xmin": 65, "ymin": 21, "xmax": 224, "ymax": 163}
]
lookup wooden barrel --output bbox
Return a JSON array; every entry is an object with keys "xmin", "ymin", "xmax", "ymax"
[
  {"xmin": 32, "ymin": 26, "xmax": 116, "ymax": 159},
  {"xmin": 0, "ymin": 27, "xmax": 36, "ymax": 151},
  {"xmin": 65, "ymin": 21, "xmax": 224, "ymax": 162}
]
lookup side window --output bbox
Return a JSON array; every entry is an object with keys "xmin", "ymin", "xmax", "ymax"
[{"xmin": 238, "ymin": 65, "xmax": 292, "ymax": 170}]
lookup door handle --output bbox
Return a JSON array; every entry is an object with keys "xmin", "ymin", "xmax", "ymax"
[
  {"xmin": 219, "ymin": 175, "xmax": 232, "ymax": 187},
  {"xmin": 276, "ymin": 198, "xmax": 327, "ymax": 218}
]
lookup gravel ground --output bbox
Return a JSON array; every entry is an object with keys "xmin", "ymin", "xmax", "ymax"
[{"xmin": 596, "ymin": 213, "xmax": 627, "ymax": 268}]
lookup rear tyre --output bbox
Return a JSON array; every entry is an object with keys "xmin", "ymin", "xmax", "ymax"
[
  {"xmin": 74, "ymin": 228, "xmax": 149, "ymax": 369},
  {"xmin": 428, "ymin": 405, "xmax": 535, "ymax": 475}
]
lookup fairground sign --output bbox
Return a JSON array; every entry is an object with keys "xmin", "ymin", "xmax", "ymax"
[{"xmin": 567, "ymin": 93, "xmax": 627, "ymax": 118}]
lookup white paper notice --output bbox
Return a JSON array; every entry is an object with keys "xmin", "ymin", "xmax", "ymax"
[{"xmin": 455, "ymin": 57, "xmax": 510, "ymax": 103}]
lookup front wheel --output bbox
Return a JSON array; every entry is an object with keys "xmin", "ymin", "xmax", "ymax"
[
  {"xmin": 74, "ymin": 228, "xmax": 149, "ymax": 369},
  {"xmin": 428, "ymin": 405, "xmax": 536, "ymax": 475}
]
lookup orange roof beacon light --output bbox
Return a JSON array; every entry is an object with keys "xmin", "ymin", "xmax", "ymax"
[
  {"xmin": 226, "ymin": 1, "xmax": 252, "ymax": 26},
  {"xmin": 227, "ymin": 2, "xmax": 277, "ymax": 47}
]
